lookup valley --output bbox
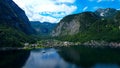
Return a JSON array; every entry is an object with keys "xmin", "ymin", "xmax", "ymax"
[
  {"xmin": 0, "ymin": 0, "xmax": 120, "ymax": 48},
  {"xmin": 0, "ymin": 0, "xmax": 120, "ymax": 68}
]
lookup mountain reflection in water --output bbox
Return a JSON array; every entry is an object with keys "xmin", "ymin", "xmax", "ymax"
[
  {"xmin": 23, "ymin": 46, "xmax": 120, "ymax": 68},
  {"xmin": 23, "ymin": 48, "xmax": 77, "ymax": 68},
  {"xmin": 57, "ymin": 46, "xmax": 120, "ymax": 68},
  {"xmin": 0, "ymin": 50, "xmax": 30, "ymax": 68}
]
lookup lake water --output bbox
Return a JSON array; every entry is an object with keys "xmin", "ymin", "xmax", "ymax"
[{"xmin": 0, "ymin": 46, "xmax": 120, "ymax": 68}]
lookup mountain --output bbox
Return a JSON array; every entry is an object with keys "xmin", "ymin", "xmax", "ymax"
[
  {"xmin": 52, "ymin": 8, "xmax": 120, "ymax": 42},
  {"xmin": 52, "ymin": 12, "xmax": 99, "ymax": 36},
  {"xmin": 95, "ymin": 8, "xmax": 117, "ymax": 18},
  {"xmin": 0, "ymin": 0, "xmax": 35, "ymax": 47},
  {"xmin": 30, "ymin": 21, "xmax": 57, "ymax": 35},
  {"xmin": 0, "ymin": 0, "xmax": 35, "ymax": 34}
]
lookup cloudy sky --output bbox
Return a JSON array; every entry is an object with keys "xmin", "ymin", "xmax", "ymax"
[{"xmin": 13, "ymin": 0, "xmax": 120, "ymax": 23}]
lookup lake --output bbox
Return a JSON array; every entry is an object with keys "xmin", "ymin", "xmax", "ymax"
[{"xmin": 0, "ymin": 46, "xmax": 120, "ymax": 68}]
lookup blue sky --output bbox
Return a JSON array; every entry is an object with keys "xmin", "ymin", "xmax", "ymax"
[{"xmin": 13, "ymin": 0, "xmax": 120, "ymax": 23}]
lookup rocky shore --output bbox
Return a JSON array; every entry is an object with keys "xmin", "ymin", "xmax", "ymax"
[
  {"xmin": 1, "ymin": 40, "xmax": 120, "ymax": 51},
  {"xmin": 25, "ymin": 40, "xmax": 120, "ymax": 48},
  {"xmin": 82, "ymin": 40, "xmax": 120, "ymax": 48}
]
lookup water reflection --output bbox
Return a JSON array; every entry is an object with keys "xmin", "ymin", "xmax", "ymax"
[
  {"xmin": 57, "ymin": 46, "xmax": 120, "ymax": 68},
  {"xmin": 0, "ymin": 50, "xmax": 30, "ymax": 68},
  {"xmin": 23, "ymin": 48, "xmax": 78, "ymax": 68},
  {"xmin": 23, "ymin": 46, "xmax": 120, "ymax": 68}
]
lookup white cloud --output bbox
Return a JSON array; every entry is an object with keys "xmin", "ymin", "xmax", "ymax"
[
  {"xmin": 29, "ymin": 14, "xmax": 60, "ymax": 23},
  {"xmin": 83, "ymin": 6, "xmax": 88, "ymax": 11},
  {"xmin": 97, "ymin": 0, "xmax": 102, "ymax": 3},
  {"xmin": 13, "ymin": 0, "xmax": 77, "ymax": 23}
]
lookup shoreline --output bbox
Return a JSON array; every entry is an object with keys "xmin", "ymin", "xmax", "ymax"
[
  {"xmin": 82, "ymin": 40, "xmax": 120, "ymax": 48},
  {"xmin": 0, "ymin": 41, "xmax": 120, "ymax": 51},
  {"xmin": 0, "ymin": 47, "xmax": 30, "ymax": 51}
]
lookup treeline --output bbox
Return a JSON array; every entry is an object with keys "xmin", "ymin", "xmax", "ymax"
[{"xmin": 0, "ymin": 25, "xmax": 36, "ymax": 47}]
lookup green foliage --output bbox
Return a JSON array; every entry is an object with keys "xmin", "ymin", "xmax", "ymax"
[
  {"xmin": 55, "ymin": 14, "xmax": 120, "ymax": 43},
  {"xmin": 0, "ymin": 25, "xmax": 35, "ymax": 47},
  {"xmin": 58, "ymin": 46, "xmax": 120, "ymax": 67}
]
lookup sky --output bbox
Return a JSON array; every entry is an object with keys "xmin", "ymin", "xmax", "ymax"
[{"xmin": 13, "ymin": 0, "xmax": 120, "ymax": 23}]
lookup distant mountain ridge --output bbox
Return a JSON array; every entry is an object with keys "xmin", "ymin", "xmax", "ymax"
[
  {"xmin": 95, "ymin": 8, "xmax": 117, "ymax": 18},
  {"xmin": 30, "ymin": 21, "xmax": 57, "ymax": 35}
]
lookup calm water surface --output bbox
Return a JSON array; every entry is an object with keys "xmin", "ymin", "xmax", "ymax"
[
  {"xmin": 0, "ymin": 46, "xmax": 120, "ymax": 68},
  {"xmin": 23, "ymin": 46, "xmax": 120, "ymax": 68},
  {"xmin": 23, "ymin": 48, "xmax": 78, "ymax": 68}
]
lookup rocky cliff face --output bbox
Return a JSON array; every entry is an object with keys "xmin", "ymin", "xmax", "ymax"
[
  {"xmin": 51, "ymin": 8, "xmax": 119, "ymax": 37},
  {"xmin": 52, "ymin": 12, "xmax": 99, "ymax": 36},
  {"xmin": 0, "ymin": 0, "xmax": 35, "ymax": 34}
]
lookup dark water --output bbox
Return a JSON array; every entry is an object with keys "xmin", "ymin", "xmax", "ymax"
[
  {"xmin": 0, "ymin": 46, "xmax": 120, "ymax": 68},
  {"xmin": 0, "ymin": 50, "xmax": 30, "ymax": 68}
]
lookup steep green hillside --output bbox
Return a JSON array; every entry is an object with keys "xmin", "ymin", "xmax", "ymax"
[
  {"xmin": 52, "ymin": 12, "xmax": 99, "ymax": 36},
  {"xmin": 0, "ymin": 0, "xmax": 35, "ymax": 34},
  {"xmin": 0, "ymin": 0, "xmax": 35, "ymax": 47},
  {"xmin": 0, "ymin": 25, "xmax": 29, "ymax": 47},
  {"xmin": 52, "ymin": 8, "xmax": 120, "ymax": 43}
]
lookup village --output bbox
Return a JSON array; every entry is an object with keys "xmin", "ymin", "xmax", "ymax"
[
  {"xmin": 24, "ymin": 39, "xmax": 120, "ymax": 49},
  {"xmin": 24, "ymin": 39, "xmax": 79, "ymax": 48}
]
